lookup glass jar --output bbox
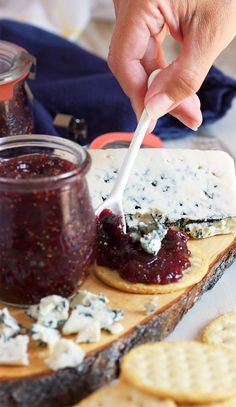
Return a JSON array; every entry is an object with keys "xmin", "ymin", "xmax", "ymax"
[
  {"xmin": 0, "ymin": 41, "xmax": 35, "ymax": 137},
  {"xmin": 0, "ymin": 135, "xmax": 96, "ymax": 306}
]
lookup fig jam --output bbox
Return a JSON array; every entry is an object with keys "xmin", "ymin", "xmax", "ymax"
[
  {"xmin": 0, "ymin": 41, "xmax": 35, "ymax": 137},
  {"xmin": 97, "ymin": 209, "xmax": 191, "ymax": 284},
  {"xmin": 0, "ymin": 81, "xmax": 33, "ymax": 137},
  {"xmin": 0, "ymin": 136, "xmax": 96, "ymax": 305}
]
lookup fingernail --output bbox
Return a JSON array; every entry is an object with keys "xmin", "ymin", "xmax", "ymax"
[
  {"xmin": 173, "ymin": 113, "xmax": 200, "ymax": 131},
  {"xmin": 146, "ymin": 93, "xmax": 175, "ymax": 119}
]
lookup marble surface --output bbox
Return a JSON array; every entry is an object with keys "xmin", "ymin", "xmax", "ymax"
[{"xmin": 79, "ymin": 20, "xmax": 236, "ymax": 341}]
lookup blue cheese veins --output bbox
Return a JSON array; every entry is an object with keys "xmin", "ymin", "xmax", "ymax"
[
  {"xmin": 30, "ymin": 323, "xmax": 61, "ymax": 348},
  {"xmin": 25, "ymin": 291, "xmax": 124, "ymax": 347},
  {"xmin": 45, "ymin": 338, "xmax": 84, "ymax": 371},
  {"xmin": 70, "ymin": 290, "xmax": 108, "ymax": 309},
  {"xmin": 63, "ymin": 290, "xmax": 124, "ymax": 342},
  {"xmin": 87, "ymin": 149, "xmax": 236, "ymax": 240},
  {"xmin": 0, "ymin": 308, "xmax": 21, "ymax": 341},
  {"xmin": 0, "ymin": 335, "xmax": 29, "ymax": 365},
  {"xmin": 127, "ymin": 216, "xmax": 167, "ymax": 255},
  {"xmin": 27, "ymin": 295, "xmax": 69, "ymax": 328}
]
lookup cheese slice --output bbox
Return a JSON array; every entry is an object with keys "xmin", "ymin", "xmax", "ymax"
[{"xmin": 87, "ymin": 149, "xmax": 236, "ymax": 238}]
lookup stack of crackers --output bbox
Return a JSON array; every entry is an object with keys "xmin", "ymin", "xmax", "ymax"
[{"xmin": 76, "ymin": 311, "xmax": 236, "ymax": 407}]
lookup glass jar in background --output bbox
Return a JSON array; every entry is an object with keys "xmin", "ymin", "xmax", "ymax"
[
  {"xmin": 0, "ymin": 135, "xmax": 96, "ymax": 306},
  {"xmin": 0, "ymin": 41, "xmax": 35, "ymax": 137}
]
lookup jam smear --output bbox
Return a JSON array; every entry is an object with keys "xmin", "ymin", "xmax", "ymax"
[
  {"xmin": 97, "ymin": 209, "xmax": 191, "ymax": 284},
  {"xmin": 0, "ymin": 154, "xmax": 96, "ymax": 305}
]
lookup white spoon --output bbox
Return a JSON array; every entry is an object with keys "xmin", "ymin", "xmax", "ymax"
[{"xmin": 95, "ymin": 69, "xmax": 161, "ymax": 232}]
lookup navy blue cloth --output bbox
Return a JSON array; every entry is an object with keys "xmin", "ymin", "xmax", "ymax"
[{"xmin": 1, "ymin": 19, "xmax": 236, "ymax": 142}]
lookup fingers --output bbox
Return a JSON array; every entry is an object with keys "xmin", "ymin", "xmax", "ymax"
[
  {"xmin": 108, "ymin": 1, "xmax": 165, "ymax": 118},
  {"xmin": 146, "ymin": 93, "xmax": 202, "ymax": 135},
  {"xmin": 111, "ymin": 0, "xmax": 236, "ymax": 130},
  {"xmin": 141, "ymin": 40, "xmax": 202, "ymax": 131},
  {"xmin": 141, "ymin": 37, "xmax": 166, "ymax": 76},
  {"xmin": 170, "ymin": 94, "xmax": 202, "ymax": 131},
  {"xmin": 110, "ymin": 1, "xmax": 202, "ymax": 131},
  {"xmin": 144, "ymin": 0, "xmax": 236, "ymax": 120},
  {"xmin": 144, "ymin": 45, "xmax": 211, "ymax": 120},
  {"xmin": 108, "ymin": 23, "xmax": 149, "ymax": 121}
]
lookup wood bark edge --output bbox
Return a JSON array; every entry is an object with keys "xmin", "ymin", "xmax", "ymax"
[{"xmin": 1, "ymin": 239, "xmax": 236, "ymax": 407}]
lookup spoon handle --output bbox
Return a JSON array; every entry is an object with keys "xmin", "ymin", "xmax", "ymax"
[
  {"xmin": 109, "ymin": 69, "xmax": 161, "ymax": 200},
  {"xmin": 109, "ymin": 110, "xmax": 151, "ymax": 199}
]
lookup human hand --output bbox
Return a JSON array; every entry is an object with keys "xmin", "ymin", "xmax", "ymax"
[{"xmin": 108, "ymin": 0, "xmax": 236, "ymax": 131}]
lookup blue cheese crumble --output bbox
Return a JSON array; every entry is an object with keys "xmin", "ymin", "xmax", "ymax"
[
  {"xmin": 45, "ymin": 338, "xmax": 84, "ymax": 371},
  {"xmin": 27, "ymin": 295, "xmax": 69, "ymax": 328},
  {"xmin": 75, "ymin": 318, "xmax": 101, "ymax": 343},
  {"xmin": 126, "ymin": 215, "xmax": 167, "ymax": 255},
  {"xmin": 0, "ymin": 335, "xmax": 29, "ymax": 365},
  {"xmin": 63, "ymin": 290, "xmax": 124, "ymax": 342},
  {"xmin": 144, "ymin": 297, "xmax": 158, "ymax": 315},
  {"xmin": 30, "ymin": 323, "xmax": 61, "ymax": 349},
  {"xmin": 0, "ymin": 307, "xmax": 21, "ymax": 341},
  {"xmin": 25, "ymin": 290, "xmax": 125, "ymax": 348},
  {"xmin": 70, "ymin": 290, "xmax": 108, "ymax": 309}
]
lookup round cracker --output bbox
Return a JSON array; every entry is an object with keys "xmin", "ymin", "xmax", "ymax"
[
  {"xmin": 178, "ymin": 395, "xmax": 236, "ymax": 407},
  {"xmin": 76, "ymin": 381, "xmax": 176, "ymax": 407},
  {"xmin": 95, "ymin": 242, "xmax": 209, "ymax": 294},
  {"xmin": 121, "ymin": 341, "xmax": 236, "ymax": 403},
  {"xmin": 202, "ymin": 311, "xmax": 236, "ymax": 352}
]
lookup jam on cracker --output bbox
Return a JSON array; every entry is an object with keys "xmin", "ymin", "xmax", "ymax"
[
  {"xmin": 0, "ymin": 135, "xmax": 96, "ymax": 306},
  {"xmin": 97, "ymin": 209, "xmax": 191, "ymax": 284}
]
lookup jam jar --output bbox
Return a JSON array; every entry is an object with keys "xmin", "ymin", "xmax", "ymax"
[
  {"xmin": 0, "ymin": 135, "xmax": 96, "ymax": 306},
  {"xmin": 0, "ymin": 41, "xmax": 35, "ymax": 137}
]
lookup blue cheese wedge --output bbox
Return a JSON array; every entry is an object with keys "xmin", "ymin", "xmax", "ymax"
[
  {"xmin": 63, "ymin": 290, "xmax": 124, "ymax": 342},
  {"xmin": 87, "ymin": 149, "xmax": 236, "ymax": 243},
  {"xmin": 0, "ymin": 308, "xmax": 21, "ymax": 341},
  {"xmin": 45, "ymin": 338, "xmax": 84, "ymax": 371},
  {"xmin": 30, "ymin": 323, "xmax": 61, "ymax": 348},
  {"xmin": 27, "ymin": 295, "xmax": 69, "ymax": 328},
  {"xmin": 0, "ymin": 335, "xmax": 29, "ymax": 366}
]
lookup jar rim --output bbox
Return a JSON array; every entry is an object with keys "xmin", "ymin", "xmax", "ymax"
[
  {"xmin": 0, "ymin": 41, "xmax": 34, "ymax": 85},
  {"xmin": 0, "ymin": 134, "xmax": 91, "ymax": 188}
]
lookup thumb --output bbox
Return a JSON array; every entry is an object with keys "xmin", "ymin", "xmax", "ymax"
[{"xmin": 144, "ymin": 44, "xmax": 214, "ymax": 120}]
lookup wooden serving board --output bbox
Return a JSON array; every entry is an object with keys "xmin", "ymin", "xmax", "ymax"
[{"xmin": 1, "ymin": 234, "xmax": 236, "ymax": 407}]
